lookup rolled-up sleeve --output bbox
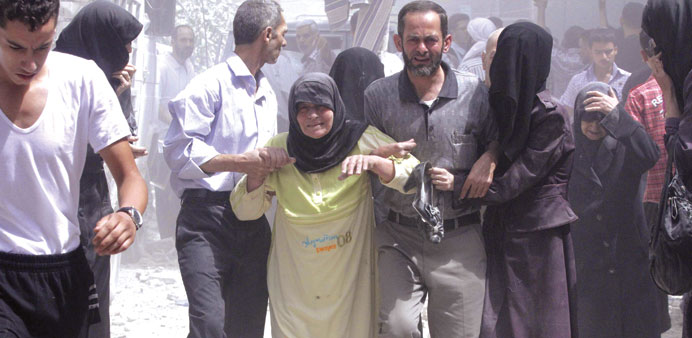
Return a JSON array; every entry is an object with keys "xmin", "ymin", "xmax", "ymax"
[
  {"xmin": 230, "ymin": 175, "xmax": 274, "ymax": 221},
  {"xmin": 163, "ymin": 79, "xmax": 222, "ymax": 180}
]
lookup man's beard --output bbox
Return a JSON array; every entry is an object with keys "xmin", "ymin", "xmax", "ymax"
[{"xmin": 403, "ymin": 49, "xmax": 443, "ymax": 77}]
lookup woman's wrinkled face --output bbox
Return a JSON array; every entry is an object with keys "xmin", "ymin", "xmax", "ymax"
[
  {"xmin": 296, "ymin": 102, "xmax": 334, "ymax": 139},
  {"xmin": 580, "ymin": 120, "xmax": 606, "ymax": 141}
]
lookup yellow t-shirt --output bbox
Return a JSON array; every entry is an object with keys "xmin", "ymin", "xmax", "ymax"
[{"xmin": 231, "ymin": 126, "xmax": 418, "ymax": 338}]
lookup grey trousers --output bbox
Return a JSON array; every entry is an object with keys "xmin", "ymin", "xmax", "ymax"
[
  {"xmin": 376, "ymin": 219, "xmax": 486, "ymax": 338},
  {"xmin": 176, "ymin": 191, "xmax": 271, "ymax": 338}
]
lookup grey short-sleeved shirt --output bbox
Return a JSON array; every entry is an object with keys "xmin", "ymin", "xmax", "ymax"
[{"xmin": 365, "ymin": 62, "xmax": 497, "ymax": 219}]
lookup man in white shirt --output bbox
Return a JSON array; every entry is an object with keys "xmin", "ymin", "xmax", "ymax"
[
  {"xmin": 0, "ymin": 0, "xmax": 147, "ymax": 336},
  {"xmin": 150, "ymin": 24, "xmax": 196, "ymax": 239},
  {"xmin": 296, "ymin": 19, "xmax": 335, "ymax": 74},
  {"xmin": 163, "ymin": 1, "xmax": 292, "ymax": 336}
]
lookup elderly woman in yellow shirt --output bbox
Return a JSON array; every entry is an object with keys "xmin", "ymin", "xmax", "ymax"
[{"xmin": 231, "ymin": 72, "xmax": 418, "ymax": 338}]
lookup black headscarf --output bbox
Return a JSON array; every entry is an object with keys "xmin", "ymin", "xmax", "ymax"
[
  {"xmin": 329, "ymin": 47, "xmax": 385, "ymax": 122},
  {"xmin": 488, "ymin": 22, "xmax": 553, "ymax": 162},
  {"xmin": 286, "ymin": 73, "xmax": 368, "ymax": 173},
  {"xmin": 641, "ymin": 0, "xmax": 692, "ymax": 109},
  {"xmin": 55, "ymin": 0, "xmax": 142, "ymax": 131},
  {"xmin": 569, "ymin": 82, "xmax": 625, "ymax": 214}
]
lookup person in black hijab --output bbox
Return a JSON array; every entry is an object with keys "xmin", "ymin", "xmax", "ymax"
[
  {"xmin": 456, "ymin": 22, "xmax": 578, "ymax": 338},
  {"xmin": 642, "ymin": 0, "xmax": 692, "ymax": 335},
  {"xmin": 53, "ymin": 2, "xmax": 142, "ymax": 337},
  {"xmin": 568, "ymin": 82, "xmax": 662, "ymax": 338},
  {"xmin": 286, "ymin": 73, "xmax": 369, "ymax": 172},
  {"xmin": 55, "ymin": 0, "xmax": 143, "ymax": 126},
  {"xmin": 329, "ymin": 47, "xmax": 385, "ymax": 122}
]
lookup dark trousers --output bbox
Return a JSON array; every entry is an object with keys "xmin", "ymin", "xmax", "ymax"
[
  {"xmin": 78, "ymin": 170, "xmax": 112, "ymax": 338},
  {"xmin": 177, "ymin": 189, "xmax": 271, "ymax": 338},
  {"xmin": 0, "ymin": 247, "xmax": 96, "ymax": 338}
]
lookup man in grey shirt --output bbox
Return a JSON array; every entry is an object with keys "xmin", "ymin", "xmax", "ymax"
[{"xmin": 365, "ymin": 1, "xmax": 498, "ymax": 337}]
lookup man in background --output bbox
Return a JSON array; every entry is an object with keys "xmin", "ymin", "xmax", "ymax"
[
  {"xmin": 560, "ymin": 28, "xmax": 630, "ymax": 115},
  {"xmin": 296, "ymin": 19, "xmax": 334, "ymax": 73},
  {"xmin": 150, "ymin": 24, "xmax": 196, "ymax": 239},
  {"xmin": 599, "ymin": 1, "xmax": 646, "ymax": 73},
  {"xmin": 445, "ymin": 13, "xmax": 470, "ymax": 69}
]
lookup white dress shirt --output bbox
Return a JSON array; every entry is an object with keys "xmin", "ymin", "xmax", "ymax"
[
  {"xmin": 158, "ymin": 52, "xmax": 195, "ymax": 122},
  {"xmin": 163, "ymin": 52, "xmax": 278, "ymax": 197}
]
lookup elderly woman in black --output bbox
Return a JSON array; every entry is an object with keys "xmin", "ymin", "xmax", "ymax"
[
  {"xmin": 568, "ymin": 82, "xmax": 662, "ymax": 338},
  {"xmin": 54, "ymin": 2, "xmax": 143, "ymax": 336},
  {"xmin": 641, "ymin": 0, "xmax": 692, "ymax": 335}
]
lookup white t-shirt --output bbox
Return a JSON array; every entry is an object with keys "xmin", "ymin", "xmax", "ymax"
[{"xmin": 0, "ymin": 52, "xmax": 131, "ymax": 255}]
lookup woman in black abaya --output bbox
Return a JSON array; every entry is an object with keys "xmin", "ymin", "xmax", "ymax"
[
  {"xmin": 461, "ymin": 22, "xmax": 578, "ymax": 338},
  {"xmin": 54, "ymin": 2, "xmax": 143, "ymax": 337},
  {"xmin": 568, "ymin": 82, "xmax": 661, "ymax": 338},
  {"xmin": 641, "ymin": 0, "xmax": 692, "ymax": 335}
]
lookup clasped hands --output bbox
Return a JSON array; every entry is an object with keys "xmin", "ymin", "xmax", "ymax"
[{"xmin": 242, "ymin": 147, "xmax": 296, "ymax": 180}]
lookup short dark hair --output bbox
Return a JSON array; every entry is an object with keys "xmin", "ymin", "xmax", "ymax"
[
  {"xmin": 621, "ymin": 2, "xmax": 645, "ymax": 29},
  {"xmin": 588, "ymin": 28, "xmax": 617, "ymax": 47},
  {"xmin": 0, "ymin": 0, "xmax": 59, "ymax": 31},
  {"xmin": 233, "ymin": 0, "xmax": 283, "ymax": 45},
  {"xmin": 172, "ymin": 25, "xmax": 194, "ymax": 40},
  {"xmin": 563, "ymin": 26, "xmax": 585, "ymax": 49},
  {"xmin": 449, "ymin": 13, "xmax": 469, "ymax": 28},
  {"xmin": 397, "ymin": 1, "xmax": 448, "ymax": 38},
  {"xmin": 488, "ymin": 16, "xmax": 503, "ymax": 29}
]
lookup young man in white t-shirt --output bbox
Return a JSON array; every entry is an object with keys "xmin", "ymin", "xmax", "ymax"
[{"xmin": 0, "ymin": 1, "xmax": 147, "ymax": 336}]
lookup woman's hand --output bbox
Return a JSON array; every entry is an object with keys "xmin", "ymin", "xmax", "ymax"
[
  {"xmin": 583, "ymin": 88, "xmax": 619, "ymax": 114},
  {"xmin": 339, "ymin": 155, "xmax": 376, "ymax": 180},
  {"xmin": 113, "ymin": 64, "xmax": 137, "ymax": 96},
  {"xmin": 651, "ymin": 53, "xmax": 673, "ymax": 92},
  {"xmin": 338, "ymin": 154, "xmax": 397, "ymax": 183},
  {"xmin": 650, "ymin": 53, "xmax": 681, "ymax": 118},
  {"xmin": 371, "ymin": 139, "xmax": 416, "ymax": 158}
]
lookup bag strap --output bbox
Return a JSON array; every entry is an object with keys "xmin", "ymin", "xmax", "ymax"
[{"xmin": 652, "ymin": 135, "xmax": 678, "ymax": 247}]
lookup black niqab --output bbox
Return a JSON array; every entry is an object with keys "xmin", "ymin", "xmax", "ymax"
[
  {"xmin": 55, "ymin": 1, "xmax": 142, "ymax": 88},
  {"xmin": 54, "ymin": 0, "xmax": 142, "ymax": 132},
  {"xmin": 488, "ymin": 22, "xmax": 553, "ymax": 162},
  {"xmin": 328, "ymin": 47, "xmax": 385, "ymax": 122},
  {"xmin": 286, "ymin": 73, "xmax": 368, "ymax": 173},
  {"xmin": 641, "ymin": 0, "xmax": 692, "ymax": 110}
]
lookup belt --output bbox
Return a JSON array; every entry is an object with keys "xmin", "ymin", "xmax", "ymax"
[
  {"xmin": 181, "ymin": 189, "xmax": 231, "ymax": 203},
  {"xmin": 387, "ymin": 210, "xmax": 480, "ymax": 232}
]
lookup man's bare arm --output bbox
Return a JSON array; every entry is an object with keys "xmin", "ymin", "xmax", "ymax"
[
  {"xmin": 460, "ymin": 141, "xmax": 499, "ymax": 199},
  {"xmin": 94, "ymin": 138, "xmax": 148, "ymax": 255}
]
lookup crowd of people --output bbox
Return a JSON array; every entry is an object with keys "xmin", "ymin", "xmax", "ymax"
[{"xmin": 0, "ymin": 0, "xmax": 691, "ymax": 337}]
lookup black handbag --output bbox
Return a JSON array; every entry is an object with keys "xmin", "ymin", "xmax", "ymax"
[{"xmin": 649, "ymin": 144, "xmax": 692, "ymax": 295}]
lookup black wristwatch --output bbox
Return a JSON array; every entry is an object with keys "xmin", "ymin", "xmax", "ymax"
[{"xmin": 117, "ymin": 206, "xmax": 143, "ymax": 230}]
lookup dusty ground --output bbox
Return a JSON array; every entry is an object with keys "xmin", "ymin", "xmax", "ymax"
[{"xmin": 110, "ymin": 227, "xmax": 685, "ymax": 338}]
